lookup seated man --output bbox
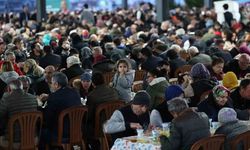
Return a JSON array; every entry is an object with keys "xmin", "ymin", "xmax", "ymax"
[
  {"xmin": 103, "ymin": 91, "xmax": 150, "ymax": 143},
  {"xmin": 215, "ymin": 107, "xmax": 249, "ymax": 150},
  {"xmin": 150, "ymin": 85, "xmax": 184, "ymax": 127},
  {"xmin": 0, "ymin": 79, "xmax": 38, "ymax": 143},
  {"xmin": 86, "ymin": 72, "xmax": 119, "ymax": 137},
  {"xmin": 160, "ymin": 97, "xmax": 210, "ymax": 150},
  {"xmin": 224, "ymin": 53, "xmax": 250, "ymax": 78},
  {"xmin": 39, "ymin": 72, "xmax": 81, "ymax": 146},
  {"xmin": 230, "ymin": 79, "xmax": 250, "ymax": 120}
]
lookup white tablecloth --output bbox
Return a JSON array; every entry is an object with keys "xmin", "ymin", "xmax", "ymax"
[{"xmin": 111, "ymin": 136, "xmax": 161, "ymax": 150}]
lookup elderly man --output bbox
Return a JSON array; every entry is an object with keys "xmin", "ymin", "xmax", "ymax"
[
  {"xmin": 188, "ymin": 46, "xmax": 212, "ymax": 66},
  {"xmin": 0, "ymin": 80, "xmax": 37, "ymax": 143},
  {"xmin": 160, "ymin": 97, "xmax": 210, "ymax": 150},
  {"xmin": 104, "ymin": 91, "xmax": 150, "ymax": 143},
  {"xmin": 35, "ymin": 65, "xmax": 56, "ymax": 95},
  {"xmin": 225, "ymin": 53, "xmax": 250, "ymax": 78}
]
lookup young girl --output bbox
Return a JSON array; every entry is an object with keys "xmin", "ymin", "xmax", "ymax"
[{"xmin": 112, "ymin": 59, "xmax": 135, "ymax": 102}]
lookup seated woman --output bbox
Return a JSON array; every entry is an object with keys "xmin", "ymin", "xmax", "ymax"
[
  {"xmin": 146, "ymin": 68, "xmax": 169, "ymax": 110},
  {"xmin": 150, "ymin": 85, "xmax": 184, "ymax": 127},
  {"xmin": 184, "ymin": 63, "xmax": 216, "ymax": 107},
  {"xmin": 23, "ymin": 59, "xmax": 44, "ymax": 89},
  {"xmin": 215, "ymin": 108, "xmax": 249, "ymax": 150},
  {"xmin": 207, "ymin": 57, "xmax": 224, "ymax": 81},
  {"xmin": 198, "ymin": 85, "xmax": 233, "ymax": 121},
  {"xmin": 0, "ymin": 61, "xmax": 19, "ymax": 98}
]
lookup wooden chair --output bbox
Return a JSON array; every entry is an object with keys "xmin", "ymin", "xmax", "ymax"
[
  {"xmin": 169, "ymin": 78, "xmax": 178, "ymax": 85},
  {"xmin": 230, "ymin": 130, "xmax": 250, "ymax": 150},
  {"xmin": 0, "ymin": 111, "xmax": 43, "ymax": 150},
  {"xmin": 174, "ymin": 65, "xmax": 192, "ymax": 78},
  {"xmin": 132, "ymin": 81, "xmax": 143, "ymax": 92},
  {"xmin": 68, "ymin": 75, "xmax": 81, "ymax": 87},
  {"xmin": 134, "ymin": 70, "xmax": 145, "ymax": 81},
  {"xmin": 95, "ymin": 101, "xmax": 125, "ymax": 149},
  {"xmin": 103, "ymin": 72, "xmax": 115, "ymax": 84},
  {"xmin": 51, "ymin": 106, "xmax": 88, "ymax": 150},
  {"xmin": 190, "ymin": 135, "xmax": 225, "ymax": 150}
]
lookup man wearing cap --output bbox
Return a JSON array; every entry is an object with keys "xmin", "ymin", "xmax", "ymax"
[
  {"xmin": 103, "ymin": 91, "xmax": 150, "ymax": 142},
  {"xmin": 150, "ymin": 85, "xmax": 184, "ymax": 127},
  {"xmin": 215, "ymin": 107, "xmax": 249, "ymax": 150},
  {"xmin": 62, "ymin": 55, "xmax": 84, "ymax": 81}
]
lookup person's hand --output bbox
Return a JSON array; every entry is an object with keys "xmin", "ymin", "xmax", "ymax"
[
  {"xmin": 39, "ymin": 93, "xmax": 49, "ymax": 102},
  {"xmin": 130, "ymin": 123, "xmax": 142, "ymax": 129}
]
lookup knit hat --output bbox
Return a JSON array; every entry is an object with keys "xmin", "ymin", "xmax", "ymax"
[
  {"xmin": 222, "ymin": 72, "xmax": 238, "ymax": 90},
  {"xmin": 190, "ymin": 63, "xmax": 210, "ymax": 79},
  {"xmin": 80, "ymin": 72, "xmax": 92, "ymax": 81},
  {"xmin": 165, "ymin": 85, "xmax": 184, "ymax": 101},
  {"xmin": 218, "ymin": 107, "xmax": 238, "ymax": 124},
  {"xmin": 239, "ymin": 45, "xmax": 250, "ymax": 55},
  {"xmin": 66, "ymin": 56, "xmax": 81, "ymax": 67},
  {"xmin": 212, "ymin": 85, "xmax": 230, "ymax": 99},
  {"xmin": 132, "ymin": 91, "xmax": 151, "ymax": 107}
]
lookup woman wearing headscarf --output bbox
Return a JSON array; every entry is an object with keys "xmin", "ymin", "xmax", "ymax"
[
  {"xmin": 184, "ymin": 63, "xmax": 216, "ymax": 106},
  {"xmin": 198, "ymin": 85, "xmax": 233, "ymax": 121}
]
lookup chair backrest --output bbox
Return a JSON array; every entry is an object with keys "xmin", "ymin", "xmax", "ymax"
[
  {"xmin": 94, "ymin": 100, "xmax": 125, "ymax": 137},
  {"xmin": 68, "ymin": 75, "xmax": 81, "ymax": 87},
  {"xmin": 174, "ymin": 65, "xmax": 192, "ymax": 78},
  {"xmin": 57, "ymin": 106, "xmax": 88, "ymax": 148},
  {"xmin": 230, "ymin": 130, "xmax": 250, "ymax": 150},
  {"xmin": 169, "ymin": 78, "xmax": 178, "ymax": 85},
  {"xmin": 103, "ymin": 72, "xmax": 115, "ymax": 84},
  {"xmin": 134, "ymin": 70, "xmax": 145, "ymax": 81},
  {"xmin": 132, "ymin": 81, "xmax": 143, "ymax": 92},
  {"xmin": 8, "ymin": 111, "xmax": 43, "ymax": 150},
  {"xmin": 191, "ymin": 135, "xmax": 225, "ymax": 150}
]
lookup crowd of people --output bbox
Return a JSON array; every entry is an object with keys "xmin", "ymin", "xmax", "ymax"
[{"xmin": 0, "ymin": 1, "xmax": 249, "ymax": 150}]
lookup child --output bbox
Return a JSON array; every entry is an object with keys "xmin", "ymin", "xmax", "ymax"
[{"xmin": 112, "ymin": 59, "xmax": 135, "ymax": 102}]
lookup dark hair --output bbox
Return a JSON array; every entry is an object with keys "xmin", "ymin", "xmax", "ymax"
[
  {"xmin": 92, "ymin": 72, "xmax": 104, "ymax": 86},
  {"xmin": 13, "ymin": 36, "xmax": 22, "ymax": 44},
  {"xmin": 113, "ymin": 37, "xmax": 121, "ymax": 46},
  {"xmin": 240, "ymin": 79, "xmax": 250, "ymax": 89},
  {"xmin": 84, "ymin": 3, "xmax": 89, "ymax": 9},
  {"xmin": 116, "ymin": 59, "xmax": 131, "ymax": 70},
  {"xmin": 141, "ymin": 47, "xmax": 152, "ymax": 57},
  {"xmin": 222, "ymin": 29, "xmax": 233, "ymax": 42},
  {"xmin": 223, "ymin": 4, "xmax": 229, "ymax": 10},
  {"xmin": 158, "ymin": 60, "xmax": 170, "ymax": 67},
  {"xmin": 166, "ymin": 49, "xmax": 178, "ymax": 60},
  {"xmin": 212, "ymin": 57, "xmax": 224, "ymax": 66},
  {"xmin": 69, "ymin": 48, "xmax": 79, "ymax": 56},
  {"xmin": 148, "ymin": 68, "xmax": 163, "ymax": 78},
  {"xmin": 52, "ymin": 72, "xmax": 68, "ymax": 87},
  {"xmin": 43, "ymin": 45, "xmax": 52, "ymax": 53}
]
